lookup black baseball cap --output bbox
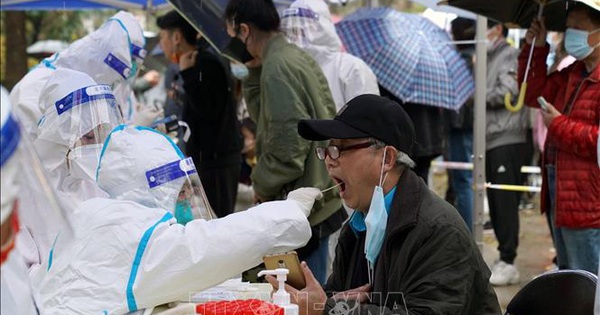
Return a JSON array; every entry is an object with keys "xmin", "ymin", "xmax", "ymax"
[{"xmin": 298, "ymin": 94, "xmax": 416, "ymax": 156}]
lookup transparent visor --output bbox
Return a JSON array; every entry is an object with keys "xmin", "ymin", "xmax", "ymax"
[
  {"xmin": 40, "ymin": 85, "xmax": 123, "ymax": 149},
  {"xmin": 281, "ymin": 8, "xmax": 319, "ymax": 47},
  {"xmin": 1, "ymin": 112, "xmax": 74, "ymax": 249},
  {"xmin": 147, "ymin": 157, "xmax": 216, "ymax": 225}
]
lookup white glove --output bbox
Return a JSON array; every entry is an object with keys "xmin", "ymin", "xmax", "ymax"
[
  {"xmin": 286, "ymin": 187, "xmax": 323, "ymax": 217},
  {"xmin": 133, "ymin": 105, "xmax": 163, "ymax": 127}
]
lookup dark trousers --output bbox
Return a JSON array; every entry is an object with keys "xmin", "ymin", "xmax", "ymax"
[
  {"xmin": 486, "ymin": 143, "xmax": 526, "ymax": 264},
  {"xmin": 413, "ymin": 154, "xmax": 440, "ymax": 185},
  {"xmin": 194, "ymin": 153, "xmax": 241, "ymax": 218}
]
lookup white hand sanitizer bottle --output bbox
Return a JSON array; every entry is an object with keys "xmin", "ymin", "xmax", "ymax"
[{"xmin": 257, "ymin": 268, "xmax": 299, "ymax": 315}]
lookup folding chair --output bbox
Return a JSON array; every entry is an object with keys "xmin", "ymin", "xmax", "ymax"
[{"xmin": 505, "ymin": 269, "xmax": 598, "ymax": 315}]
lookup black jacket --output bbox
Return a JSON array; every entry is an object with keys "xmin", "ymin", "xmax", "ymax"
[
  {"xmin": 179, "ymin": 40, "xmax": 242, "ymax": 167},
  {"xmin": 325, "ymin": 170, "xmax": 501, "ymax": 315}
]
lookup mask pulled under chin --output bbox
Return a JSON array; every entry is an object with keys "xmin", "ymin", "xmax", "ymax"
[
  {"xmin": 364, "ymin": 185, "xmax": 387, "ymax": 265},
  {"xmin": 364, "ymin": 148, "xmax": 389, "ymax": 275}
]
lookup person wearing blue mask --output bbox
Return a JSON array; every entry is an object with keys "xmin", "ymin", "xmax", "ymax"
[
  {"xmin": 519, "ymin": 0, "xmax": 600, "ymax": 275},
  {"xmin": 277, "ymin": 94, "xmax": 501, "ymax": 315}
]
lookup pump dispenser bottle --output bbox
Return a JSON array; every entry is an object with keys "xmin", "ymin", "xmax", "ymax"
[{"xmin": 258, "ymin": 268, "xmax": 299, "ymax": 315}]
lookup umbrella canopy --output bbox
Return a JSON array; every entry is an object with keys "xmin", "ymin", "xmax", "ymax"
[
  {"xmin": 26, "ymin": 39, "xmax": 68, "ymax": 58},
  {"xmin": 0, "ymin": 0, "xmax": 170, "ymax": 10},
  {"xmin": 336, "ymin": 7, "xmax": 474, "ymax": 110},
  {"xmin": 442, "ymin": 0, "xmax": 567, "ymax": 31},
  {"xmin": 167, "ymin": 0, "xmax": 293, "ymax": 60},
  {"xmin": 411, "ymin": 0, "xmax": 476, "ymax": 18}
]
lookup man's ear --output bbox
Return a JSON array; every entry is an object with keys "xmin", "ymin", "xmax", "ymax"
[
  {"xmin": 171, "ymin": 30, "xmax": 182, "ymax": 45},
  {"xmin": 383, "ymin": 147, "xmax": 397, "ymax": 171},
  {"xmin": 238, "ymin": 22, "xmax": 250, "ymax": 38}
]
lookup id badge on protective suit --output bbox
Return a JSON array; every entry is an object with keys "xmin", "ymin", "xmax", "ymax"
[{"xmin": 146, "ymin": 157, "xmax": 196, "ymax": 188}]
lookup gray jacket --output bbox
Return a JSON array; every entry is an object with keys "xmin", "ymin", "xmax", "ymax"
[{"xmin": 486, "ymin": 40, "xmax": 529, "ymax": 150}]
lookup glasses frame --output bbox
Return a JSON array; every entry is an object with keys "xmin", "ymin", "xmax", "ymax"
[{"xmin": 315, "ymin": 141, "xmax": 375, "ymax": 161}]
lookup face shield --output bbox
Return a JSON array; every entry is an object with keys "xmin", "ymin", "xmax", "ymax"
[
  {"xmin": 97, "ymin": 125, "xmax": 215, "ymax": 225},
  {"xmin": 51, "ymin": 11, "xmax": 145, "ymax": 106},
  {"xmin": 36, "ymin": 71, "xmax": 124, "ymax": 186},
  {"xmin": 281, "ymin": 5, "xmax": 341, "ymax": 55},
  {"xmin": 1, "ymin": 86, "xmax": 73, "ymax": 266},
  {"xmin": 149, "ymin": 157, "xmax": 216, "ymax": 225}
]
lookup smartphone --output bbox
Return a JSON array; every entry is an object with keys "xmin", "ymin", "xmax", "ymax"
[
  {"xmin": 263, "ymin": 251, "xmax": 306, "ymax": 289},
  {"xmin": 537, "ymin": 96, "xmax": 549, "ymax": 112}
]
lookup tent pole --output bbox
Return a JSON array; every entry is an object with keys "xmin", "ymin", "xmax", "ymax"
[{"xmin": 472, "ymin": 15, "xmax": 487, "ymax": 251}]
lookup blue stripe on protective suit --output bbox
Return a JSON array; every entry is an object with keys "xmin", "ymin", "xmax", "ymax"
[
  {"xmin": 0, "ymin": 114, "xmax": 21, "ymax": 167},
  {"xmin": 126, "ymin": 212, "xmax": 173, "ymax": 312}
]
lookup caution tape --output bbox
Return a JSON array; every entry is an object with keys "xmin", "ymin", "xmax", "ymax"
[
  {"xmin": 485, "ymin": 183, "xmax": 541, "ymax": 193},
  {"xmin": 431, "ymin": 161, "xmax": 542, "ymax": 174}
]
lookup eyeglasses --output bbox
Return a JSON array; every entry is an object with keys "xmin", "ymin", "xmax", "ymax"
[{"xmin": 315, "ymin": 142, "xmax": 375, "ymax": 161}]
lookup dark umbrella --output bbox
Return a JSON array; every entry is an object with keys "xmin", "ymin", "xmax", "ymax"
[
  {"xmin": 167, "ymin": 0, "xmax": 293, "ymax": 62},
  {"xmin": 442, "ymin": 0, "xmax": 567, "ymax": 31}
]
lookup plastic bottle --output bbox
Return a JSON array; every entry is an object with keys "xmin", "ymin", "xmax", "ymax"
[{"xmin": 257, "ymin": 268, "xmax": 299, "ymax": 315}]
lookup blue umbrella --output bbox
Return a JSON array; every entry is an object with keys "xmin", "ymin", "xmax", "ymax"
[
  {"xmin": 0, "ymin": 0, "xmax": 170, "ymax": 10},
  {"xmin": 336, "ymin": 7, "xmax": 474, "ymax": 110}
]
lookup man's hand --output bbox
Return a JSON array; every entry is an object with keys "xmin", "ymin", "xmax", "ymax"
[
  {"xmin": 179, "ymin": 50, "xmax": 198, "ymax": 71},
  {"xmin": 541, "ymin": 102, "xmax": 561, "ymax": 127},
  {"xmin": 245, "ymin": 58, "xmax": 262, "ymax": 68},
  {"xmin": 142, "ymin": 70, "xmax": 160, "ymax": 87},
  {"xmin": 266, "ymin": 262, "xmax": 327, "ymax": 315},
  {"xmin": 253, "ymin": 192, "xmax": 265, "ymax": 205},
  {"xmin": 525, "ymin": 18, "xmax": 547, "ymax": 47}
]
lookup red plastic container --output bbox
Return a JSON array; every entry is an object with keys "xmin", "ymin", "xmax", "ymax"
[{"xmin": 196, "ymin": 299, "xmax": 284, "ymax": 315}]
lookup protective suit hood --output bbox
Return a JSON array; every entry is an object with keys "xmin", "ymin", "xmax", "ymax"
[
  {"xmin": 34, "ymin": 68, "xmax": 122, "ymax": 211},
  {"xmin": 97, "ymin": 125, "xmax": 186, "ymax": 212},
  {"xmin": 52, "ymin": 11, "xmax": 145, "ymax": 86},
  {"xmin": 282, "ymin": 0, "xmax": 342, "ymax": 63}
]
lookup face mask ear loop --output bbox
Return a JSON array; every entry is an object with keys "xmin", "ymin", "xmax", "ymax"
[{"xmin": 379, "ymin": 147, "xmax": 387, "ymax": 187}]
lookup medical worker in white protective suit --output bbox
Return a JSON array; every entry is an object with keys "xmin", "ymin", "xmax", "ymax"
[
  {"xmin": 38, "ymin": 124, "xmax": 319, "ymax": 314},
  {"xmin": 1, "ymin": 86, "xmax": 73, "ymax": 314},
  {"xmin": 10, "ymin": 10, "xmax": 160, "ymax": 139},
  {"xmin": 18, "ymin": 68, "xmax": 123, "ymax": 283},
  {"xmin": 280, "ymin": 0, "xmax": 379, "ymax": 111}
]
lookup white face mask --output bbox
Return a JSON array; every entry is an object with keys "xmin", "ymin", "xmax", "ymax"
[
  {"xmin": 67, "ymin": 144, "xmax": 102, "ymax": 181},
  {"xmin": 231, "ymin": 63, "xmax": 249, "ymax": 80}
]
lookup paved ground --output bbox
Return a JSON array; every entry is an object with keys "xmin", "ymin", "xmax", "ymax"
[{"xmin": 431, "ymin": 172, "xmax": 554, "ymax": 312}]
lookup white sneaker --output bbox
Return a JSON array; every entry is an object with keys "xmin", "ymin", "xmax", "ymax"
[{"xmin": 490, "ymin": 261, "xmax": 520, "ymax": 286}]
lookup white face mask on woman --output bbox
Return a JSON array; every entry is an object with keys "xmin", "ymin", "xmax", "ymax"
[{"xmin": 67, "ymin": 144, "xmax": 102, "ymax": 181}]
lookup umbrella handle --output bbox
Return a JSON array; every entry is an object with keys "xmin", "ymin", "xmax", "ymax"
[
  {"xmin": 504, "ymin": 2, "xmax": 545, "ymax": 112},
  {"xmin": 504, "ymin": 82, "xmax": 527, "ymax": 112}
]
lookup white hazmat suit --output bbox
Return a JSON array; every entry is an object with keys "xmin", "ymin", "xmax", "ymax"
[
  {"xmin": 39, "ymin": 125, "xmax": 319, "ymax": 314},
  {"xmin": 18, "ymin": 69, "xmax": 123, "ymax": 288},
  {"xmin": 0, "ymin": 86, "xmax": 38, "ymax": 315},
  {"xmin": 281, "ymin": 0, "xmax": 379, "ymax": 111},
  {"xmin": 9, "ymin": 11, "xmax": 145, "ymax": 139}
]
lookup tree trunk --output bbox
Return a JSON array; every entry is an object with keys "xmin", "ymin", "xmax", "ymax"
[{"xmin": 4, "ymin": 11, "xmax": 28, "ymax": 90}]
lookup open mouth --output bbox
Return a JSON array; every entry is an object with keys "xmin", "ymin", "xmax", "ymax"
[{"xmin": 332, "ymin": 176, "xmax": 346, "ymax": 194}]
